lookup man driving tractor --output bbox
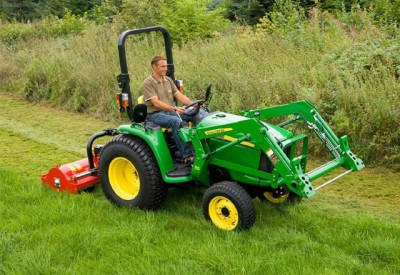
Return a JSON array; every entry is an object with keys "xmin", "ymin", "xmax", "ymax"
[
  {"xmin": 142, "ymin": 55, "xmax": 205, "ymax": 164},
  {"xmin": 41, "ymin": 27, "xmax": 365, "ymax": 231}
]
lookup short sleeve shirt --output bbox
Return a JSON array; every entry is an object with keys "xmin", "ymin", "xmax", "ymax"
[{"xmin": 142, "ymin": 74, "xmax": 178, "ymax": 114}]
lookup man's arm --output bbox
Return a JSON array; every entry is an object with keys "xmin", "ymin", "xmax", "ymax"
[
  {"xmin": 149, "ymin": 97, "xmax": 187, "ymax": 115},
  {"xmin": 174, "ymin": 91, "xmax": 192, "ymax": 106},
  {"xmin": 149, "ymin": 97, "xmax": 177, "ymax": 112}
]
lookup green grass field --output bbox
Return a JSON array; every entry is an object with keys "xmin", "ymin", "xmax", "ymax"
[{"xmin": 0, "ymin": 93, "xmax": 399, "ymax": 274}]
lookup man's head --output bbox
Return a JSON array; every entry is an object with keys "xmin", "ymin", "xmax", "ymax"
[{"xmin": 151, "ymin": 55, "xmax": 167, "ymax": 78}]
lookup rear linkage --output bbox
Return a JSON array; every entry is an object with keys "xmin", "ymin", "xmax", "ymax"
[
  {"xmin": 41, "ymin": 128, "xmax": 119, "ymax": 193},
  {"xmin": 87, "ymin": 128, "xmax": 120, "ymax": 171}
]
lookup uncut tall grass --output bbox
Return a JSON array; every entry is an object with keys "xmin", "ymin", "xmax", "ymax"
[{"xmin": 0, "ymin": 20, "xmax": 399, "ymax": 165}]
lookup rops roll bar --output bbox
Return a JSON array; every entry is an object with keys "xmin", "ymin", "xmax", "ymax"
[{"xmin": 117, "ymin": 26, "xmax": 174, "ymax": 121}]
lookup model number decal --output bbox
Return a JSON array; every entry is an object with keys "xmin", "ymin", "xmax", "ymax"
[{"xmin": 205, "ymin": 128, "xmax": 233, "ymax": 135}]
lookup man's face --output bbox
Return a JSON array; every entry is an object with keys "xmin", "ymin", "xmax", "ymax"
[{"xmin": 153, "ymin": 59, "xmax": 168, "ymax": 77}]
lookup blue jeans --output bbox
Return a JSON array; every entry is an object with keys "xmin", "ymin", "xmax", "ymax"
[{"xmin": 147, "ymin": 110, "xmax": 206, "ymax": 159}]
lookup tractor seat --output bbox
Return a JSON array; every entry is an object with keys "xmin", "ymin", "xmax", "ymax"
[
  {"xmin": 137, "ymin": 95, "xmax": 172, "ymax": 133},
  {"xmin": 137, "ymin": 95, "xmax": 145, "ymax": 104},
  {"xmin": 137, "ymin": 95, "xmax": 192, "ymax": 130}
]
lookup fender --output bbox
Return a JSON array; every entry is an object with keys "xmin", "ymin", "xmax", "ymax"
[{"xmin": 117, "ymin": 124, "xmax": 178, "ymax": 182}]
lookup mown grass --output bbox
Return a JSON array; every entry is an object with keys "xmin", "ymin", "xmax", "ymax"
[
  {"xmin": 1, "ymin": 166, "xmax": 399, "ymax": 274},
  {"xmin": 0, "ymin": 93, "xmax": 399, "ymax": 274}
]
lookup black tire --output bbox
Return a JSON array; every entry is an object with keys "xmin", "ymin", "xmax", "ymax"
[
  {"xmin": 202, "ymin": 181, "xmax": 255, "ymax": 231},
  {"xmin": 258, "ymin": 186, "xmax": 302, "ymax": 205},
  {"xmin": 98, "ymin": 134, "xmax": 167, "ymax": 210},
  {"xmin": 243, "ymin": 186, "xmax": 261, "ymax": 199},
  {"xmin": 81, "ymin": 185, "xmax": 97, "ymax": 193}
]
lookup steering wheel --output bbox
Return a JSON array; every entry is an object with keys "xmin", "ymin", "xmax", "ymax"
[
  {"xmin": 184, "ymin": 99, "xmax": 204, "ymax": 116},
  {"xmin": 183, "ymin": 83, "xmax": 212, "ymax": 116}
]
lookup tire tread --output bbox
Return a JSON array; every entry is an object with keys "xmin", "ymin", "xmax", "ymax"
[
  {"xmin": 202, "ymin": 181, "xmax": 255, "ymax": 231},
  {"xmin": 99, "ymin": 134, "xmax": 167, "ymax": 210}
]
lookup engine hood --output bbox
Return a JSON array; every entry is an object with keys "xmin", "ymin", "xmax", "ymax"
[{"xmin": 195, "ymin": 112, "xmax": 293, "ymax": 142}]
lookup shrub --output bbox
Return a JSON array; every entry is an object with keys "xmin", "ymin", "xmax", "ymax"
[
  {"xmin": 0, "ymin": 10, "xmax": 88, "ymax": 46},
  {"xmin": 113, "ymin": 0, "xmax": 163, "ymax": 30},
  {"xmin": 105, "ymin": 0, "xmax": 229, "ymax": 42},
  {"xmin": 0, "ymin": 20, "xmax": 42, "ymax": 46},
  {"xmin": 328, "ymin": 35, "xmax": 400, "ymax": 77},
  {"xmin": 159, "ymin": 0, "xmax": 230, "ymax": 42},
  {"xmin": 373, "ymin": 0, "xmax": 400, "ymax": 25},
  {"xmin": 48, "ymin": 9, "xmax": 89, "ymax": 37}
]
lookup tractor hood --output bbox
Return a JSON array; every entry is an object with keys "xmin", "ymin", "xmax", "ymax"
[{"xmin": 194, "ymin": 112, "xmax": 293, "ymax": 143}]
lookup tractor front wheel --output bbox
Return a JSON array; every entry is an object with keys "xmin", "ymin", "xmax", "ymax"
[
  {"xmin": 202, "ymin": 181, "xmax": 255, "ymax": 231},
  {"xmin": 98, "ymin": 135, "xmax": 167, "ymax": 210}
]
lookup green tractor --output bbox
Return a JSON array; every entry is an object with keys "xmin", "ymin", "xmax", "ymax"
[{"xmin": 42, "ymin": 26, "xmax": 365, "ymax": 231}]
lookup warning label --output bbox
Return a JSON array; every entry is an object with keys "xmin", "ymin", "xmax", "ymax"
[{"xmin": 266, "ymin": 149, "xmax": 279, "ymax": 164}]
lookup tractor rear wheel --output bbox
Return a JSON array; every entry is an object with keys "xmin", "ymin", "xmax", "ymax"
[
  {"xmin": 202, "ymin": 181, "xmax": 255, "ymax": 231},
  {"xmin": 258, "ymin": 186, "xmax": 302, "ymax": 204},
  {"xmin": 98, "ymin": 134, "xmax": 167, "ymax": 210}
]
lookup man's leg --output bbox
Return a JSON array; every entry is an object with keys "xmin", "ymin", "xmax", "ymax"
[
  {"xmin": 181, "ymin": 109, "xmax": 207, "ymax": 125},
  {"xmin": 147, "ymin": 111, "xmax": 193, "ymax": 158}
]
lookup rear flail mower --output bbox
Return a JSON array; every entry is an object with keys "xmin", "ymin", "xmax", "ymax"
[{"xmin": 42, "ymin": 26, "xmax": 364, "ymax": 231}]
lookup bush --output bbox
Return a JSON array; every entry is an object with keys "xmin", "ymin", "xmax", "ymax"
[
  {"xmin": 0, "ymin": 10, "xmax": 89, "ymax": 46},
  {"xmin": 113, "ymin": 0, "xmax": 163, "ymax": 30},
  {"xmin": 372, "ymin": 0, "xmax": 400, "ymax": 25},
  {"xmin": 114, "ymin": 0, "xmax": 229, "ymax": 42},
  {"xmin": 0, "ymin": 21, "xmax": 33, "ymax": 45},
  {"xmin": 159, "ymin": 0, "xmax": 229, "ymax": 42},
  {"xmin": 328, "ymin": 35, "xmax": 400, "ymax": 77},
  {"xmin": 48, "ymin": 9, "xmax": 89, "ymax": 37}
]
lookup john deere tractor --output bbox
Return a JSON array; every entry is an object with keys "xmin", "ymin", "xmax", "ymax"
[{"xmin": 42, "ymin": 26, "xmax": 364, "ymax": 231}]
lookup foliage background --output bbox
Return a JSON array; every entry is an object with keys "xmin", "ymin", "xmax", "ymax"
[{"xmin": 0, "ymin": 0, "xmax": 399, "ymax": 165}]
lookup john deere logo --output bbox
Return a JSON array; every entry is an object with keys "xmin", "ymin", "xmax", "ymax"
[{"xmin": 205, "ymin": 128, "xmax": 233, "ymax": 135}]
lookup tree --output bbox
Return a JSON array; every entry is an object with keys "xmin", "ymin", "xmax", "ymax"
[
  {"xmin": 0, "ymin": 0, "xmax": 105, "ymax": 21},
  {"xmin": 223, "ymin": 0, "xmax": 273, "ymax": 25}
]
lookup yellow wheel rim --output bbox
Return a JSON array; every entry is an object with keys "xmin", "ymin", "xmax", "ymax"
[
  {"xmin": 208, "ymin": 196, "xmax": 239, "ymax": 230},
  {"xmin": 108, "ymin": 157, "xmax": 140, "ymax": 200},
  {"xmin": 263, "ymin": 191, "xmax": 289, "ymax": 203}
]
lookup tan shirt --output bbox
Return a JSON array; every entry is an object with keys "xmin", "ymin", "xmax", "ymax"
[{"xmin": 142, "ymin": 74, "xmax": 178, "ymax": 113}]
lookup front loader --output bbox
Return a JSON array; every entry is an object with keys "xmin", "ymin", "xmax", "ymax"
[{"xmin": 42, "ymin": 26, "xmax": 364, "ymax": 231}]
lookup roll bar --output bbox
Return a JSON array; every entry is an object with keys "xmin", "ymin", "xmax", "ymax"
[{"xmin": 117, "ymin": 26, "xmax": 174, "ymax": 121}]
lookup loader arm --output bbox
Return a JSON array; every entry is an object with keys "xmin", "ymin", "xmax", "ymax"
[
  {"xmin": 242, "ymin": 100, "xmax": 365, "ymax": 172},
  {"xmin": 182, "ymin": 118, "xmax": 317, "ymax": 197}
]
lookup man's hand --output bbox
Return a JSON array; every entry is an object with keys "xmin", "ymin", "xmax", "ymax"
[{"xmin": 175, "ymin": 107, "xmax": 186, "ymax": 115}]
